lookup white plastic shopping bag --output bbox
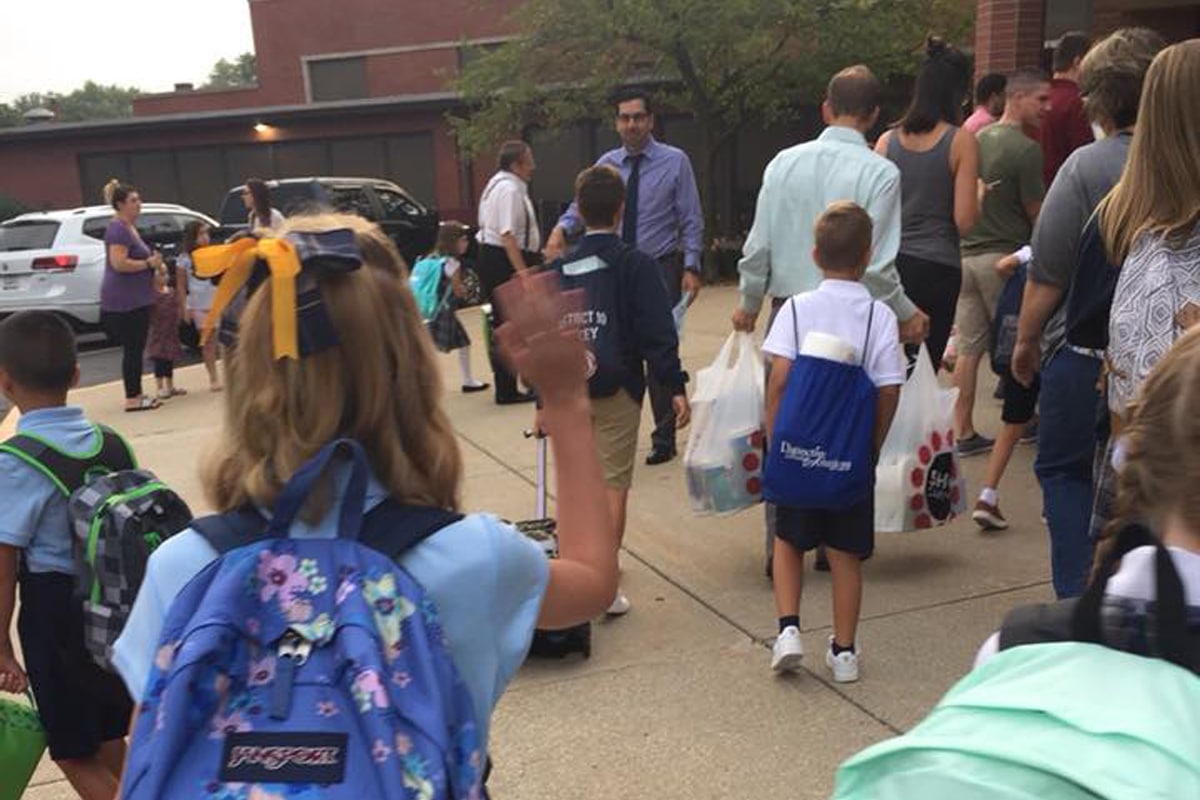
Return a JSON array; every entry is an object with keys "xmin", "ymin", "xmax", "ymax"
[
  {"xmin": 684, "ymin": 332, "xmax": 765, "ymax": 515},
  {"xmin": 874, "ymin": 346, "xmax": 967, "ymax": 531}
]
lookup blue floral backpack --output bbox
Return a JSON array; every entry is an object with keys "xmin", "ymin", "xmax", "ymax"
[{"xmin": 120, "ymin": 440, "xmax": 486, "ymax": 800}]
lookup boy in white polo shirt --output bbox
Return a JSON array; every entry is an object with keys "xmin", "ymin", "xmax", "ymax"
[{"xmin": 763, "ymin": 202, "xmax": 904, "ymax": 682}]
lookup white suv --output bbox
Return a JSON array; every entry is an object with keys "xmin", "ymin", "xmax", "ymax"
[{"xmin": 0, "ymin": 204, "xmax": 217, "ymax": 331}]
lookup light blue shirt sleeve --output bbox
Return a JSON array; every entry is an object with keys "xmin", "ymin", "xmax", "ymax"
[
  {"xmin": 738, "ymin": 168, "xmax": 775, "ymax": 315},
  {"xmin": 674, "ymin": 153, "xmax": 705, "ymax": 270},
  {"xmin": 0, "ymin": 454, "xmax": 74, "ymax": 574}
]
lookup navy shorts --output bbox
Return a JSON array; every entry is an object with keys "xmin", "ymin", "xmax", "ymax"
[
  {"xmin": 1001, "ymin": 373, "xmax": 1041, "ymax": 425},
  {"xmin": 18, "ymin": 571, "xmax": 133, "ymax": 760},
  {"xmin": 775, "ymin": 494, "xmax": 875, "ymax": 558}
]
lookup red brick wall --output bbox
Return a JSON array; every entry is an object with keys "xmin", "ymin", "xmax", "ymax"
[
  {"xmin": 133, "ymin": 0, "xmax": 523, "ymax": 117},
  {"xmin": 251, "ymin": 0, "xmax": 522, "ymax": 104},
  {"xmin": 366, "ymin": 50, "xmax": 461, "ymax": 98},
  {"xmin": 133, "ymin": 87, "xmax": 267, "ymax": 117},
  {"xmin": 974, "ymin": 0, "xmax": 1047, "ymax": 77}
]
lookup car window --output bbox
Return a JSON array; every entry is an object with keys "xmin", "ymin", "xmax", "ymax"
[
  {"xmin": 218, "ymin": 191, "xmax": 247, "ymax": 225},
  {"xmin": 83, "ymin": 216, "xmax": 114, "ymax": 241},
  {"xmin": 328, "ymin": 187, "xmax": 375, "ymax": 220},
  {"xmin": 375, "ymin": 187, "xmax": 422, "ymax": 221},
  {"xmin": 137, "ymin": 213, "xmax": 184, "ymax": 247},
  {"xmin": 272, "ymin": 183, "xmax": 322, "ymax": 217},
  {"xmin": 0, "ymin": 221, "xmax": 61, "ymax": 251}
]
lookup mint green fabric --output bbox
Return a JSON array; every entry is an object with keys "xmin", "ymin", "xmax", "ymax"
[
  {"xmin": 833, "ymin": 643, "xmax": 1200, "ymax": 800},
  {"xmin": 0, "ymin": 693, "xmax": 46, "ymax": 800}
]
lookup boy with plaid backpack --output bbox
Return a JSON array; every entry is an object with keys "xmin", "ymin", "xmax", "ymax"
[{"xmin": 0, "ymin": 312, "xmax": 189, "ymax": 800}]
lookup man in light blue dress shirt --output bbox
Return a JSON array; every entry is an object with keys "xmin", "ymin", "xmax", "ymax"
[
  {"xmin": 734, "ymin": 65, "xmax": 930, "ymax": 575},
  {"xmin": 547, "ymin": 89, "xmax": 705, "ymax": 466},
  {"xmin": 733, "ymin": 66, "xmax": 928, "ymax": 340}
]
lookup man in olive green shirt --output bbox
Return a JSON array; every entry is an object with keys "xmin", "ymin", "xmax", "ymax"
[{"xmin": 955, "ymin": 70, "xmax": 1050, "ymax": 453}]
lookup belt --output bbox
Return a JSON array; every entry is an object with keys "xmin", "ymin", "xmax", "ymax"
[{"xmin": 1066, "ymin": 344, "xmax": 1106, "ymax": 360}]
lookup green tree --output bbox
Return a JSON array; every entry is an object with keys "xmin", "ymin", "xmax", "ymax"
[
  {"xmin": 0, "ymin": 82, "xmax": 141, "ymax": 128},
  {"xmin": 205, "ymin": 53, "xmax": 258, "ymax": 89},
  {"xmin": 453, "ymin": 0, "xmax": 973, "ymax": 233}
]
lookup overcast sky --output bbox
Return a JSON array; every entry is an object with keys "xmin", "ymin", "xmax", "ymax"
[{"xmin": 0, "ymin": 0, "xmax": 255, "ymax": 104}]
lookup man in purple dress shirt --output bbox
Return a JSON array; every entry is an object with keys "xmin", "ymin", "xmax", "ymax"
[{"xmin": 546, "ymin": 89, "xmax": 705, "ymax": 466}]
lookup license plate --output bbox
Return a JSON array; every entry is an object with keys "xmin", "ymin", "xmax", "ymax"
[{"xmin": 1, "ymin": 276, "xmax": 20, "ymax": 291}]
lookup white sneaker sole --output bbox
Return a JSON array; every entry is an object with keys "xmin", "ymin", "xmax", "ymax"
[
  {"xmin": 771, "ymin": 650, "xmax": 804, "ymax": 673},
  {"xmin": 972, "ymin": 510, "xmax": 1009, "ymax": 530}
]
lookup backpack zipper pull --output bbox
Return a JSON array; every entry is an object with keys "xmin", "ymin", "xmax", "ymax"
[{"xmin": 270, "ymin": 630, "xmax": 312, "ymax": 720}]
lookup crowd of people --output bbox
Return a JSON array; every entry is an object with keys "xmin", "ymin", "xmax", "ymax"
[{"xmin": 0, "ymin": 26, "xmax": 1195, "ymax": 800}]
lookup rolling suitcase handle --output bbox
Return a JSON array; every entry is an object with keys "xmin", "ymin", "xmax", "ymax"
[{"xmin": 523, "ymin": 429, "xmax": 549, "ymax": 519}]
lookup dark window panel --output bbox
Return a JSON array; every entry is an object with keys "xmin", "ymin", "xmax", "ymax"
[
  {"xmin": 385, "ymin": 133, "xmax": 436, "ymax": 206},
  {"xmin": 308, "ymin": 57, "xmax": 368, "ymax": 102}
]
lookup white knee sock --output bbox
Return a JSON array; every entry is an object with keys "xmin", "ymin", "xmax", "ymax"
[{"xmin": 458, "ymin": 347, "xmax": 477, "ymax": 386}]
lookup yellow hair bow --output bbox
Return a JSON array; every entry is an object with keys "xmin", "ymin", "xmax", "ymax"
[{"xmin": 192, "ymin": 236, "xmax": 303, "ymax": 360}]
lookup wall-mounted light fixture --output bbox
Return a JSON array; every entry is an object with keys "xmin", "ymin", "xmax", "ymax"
[{"xmin": 253, "ymin": 122, "xmax": 273, "ymax": 134}]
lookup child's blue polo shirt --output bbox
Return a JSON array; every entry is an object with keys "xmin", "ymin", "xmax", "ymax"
[{"xmin": 0, "ymin": 406, "xmax": 101, "ymax": 575}]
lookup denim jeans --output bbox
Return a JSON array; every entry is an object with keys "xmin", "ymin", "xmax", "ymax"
[{"xmin": 1035, "ymin": 348, "xmax": 1103, "ymax": 598}]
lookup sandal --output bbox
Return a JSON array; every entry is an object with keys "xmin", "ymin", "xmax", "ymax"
[
  {"xmin": 170, "ymin": 387, "xmax": 188, "ymax": 397},
  {"xmin": 157, "ymin": 389, "xmax": 172, "ymax": 400},
  {"xmin": 125, "ymin": 396, "xmax": 162, "ymax": 413}
]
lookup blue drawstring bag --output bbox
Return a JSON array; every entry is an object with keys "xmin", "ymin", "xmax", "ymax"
[{"xmin": 764, "ymin": 301, "xmax": 877, "ymax": 510}]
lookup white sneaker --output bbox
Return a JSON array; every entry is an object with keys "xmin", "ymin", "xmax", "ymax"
[
  {"xmin": 606, "ymin": 590, "xmax": 631, "ymax": 616},
  {"xmin": 771, "ymin": 626, "xmax": 804, "ymax": 673},
  {"xmin": 825, "ymin": 637, "xmax": 860, "ymax": 683}
]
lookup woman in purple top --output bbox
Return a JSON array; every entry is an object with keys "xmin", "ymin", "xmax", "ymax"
[{"xmin": 101, "ymin": 179, "xmax": 163, "ymax": 411}]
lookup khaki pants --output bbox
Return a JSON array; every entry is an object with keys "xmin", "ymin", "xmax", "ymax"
[
  {"xmin": 955, "ymin": 251, "xmax": 1009, "ymax": 357},
  {"xmin": 592, "ymin": 391, "xmax": 642, "ymax": 490}
]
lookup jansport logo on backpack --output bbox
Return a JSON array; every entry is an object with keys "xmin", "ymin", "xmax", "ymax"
[
  {"xmin": 120, "ymin": 440, "xmax": 486, "ymax": 800},
  {"xmin": 0, "ymin": 425, "xmax": 191, "ymax": 670}
]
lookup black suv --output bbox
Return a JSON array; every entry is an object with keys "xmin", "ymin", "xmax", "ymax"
[{"xmin": 216, "ymin": 177, "xmax": 438, "ymax": 266}]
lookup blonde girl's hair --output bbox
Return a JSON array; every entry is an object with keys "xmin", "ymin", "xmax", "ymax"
[
  {"xmin": 433, "ymin": 220, "xmax": 468, "ymax": 257},
  {"xmin": 1100, "ymin": 326, "xmax": 1200, "ymax": 564},
  {"xmin": 1099, "ymin": 40, "xmax": 1200, "ymax": 264},
  {"xmin": 202, "ymin": 212, "xmax": 463, "ymax": 515}
]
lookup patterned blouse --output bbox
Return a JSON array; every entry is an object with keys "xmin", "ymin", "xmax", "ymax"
[{"xmin": 1108, "ymin": 222, "xmax": 1200, "ymax": 416}]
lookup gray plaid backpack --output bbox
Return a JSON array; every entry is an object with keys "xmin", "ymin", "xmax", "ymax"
[{"xmin": 0, "ymin": 425, "xmax": 192, "ymax": 669}]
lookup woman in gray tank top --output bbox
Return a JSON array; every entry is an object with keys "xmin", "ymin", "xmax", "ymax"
[{"xmin": 876, "ymin": 39, "xmax": 980, "ymax": 370}]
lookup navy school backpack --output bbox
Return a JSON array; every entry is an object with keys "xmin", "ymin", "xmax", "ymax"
[
  {"xmin": 990, "ymin": 263, "xmax": 1027, "ymax": 377},
  {"xmin": 0, "ymin": 425, "xmax": 191, "ymax": 670},
  {"xmin": 763, "ymin": 301, "xmax": 877, "ymax": 510},
  {"xmin": 120, "ymin": 439, "xmax": 487, "ymax": 800}
]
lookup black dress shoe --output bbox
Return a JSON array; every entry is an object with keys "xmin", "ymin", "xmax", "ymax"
[
  {"xmin": 645, "ymin": 447, "xmax": 677, "ymax": 466},
  {"xmin": 496, "ymin": 391, "xmax": 536, "ymax": 406},
  {"xmin": 462, "ymin": 383, "xmax": 491, "ymax": 394}
]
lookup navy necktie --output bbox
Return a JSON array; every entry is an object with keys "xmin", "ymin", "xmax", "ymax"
[{"xmin": 622, "ymin": 154, "xmax": 643, "ymax": 245}]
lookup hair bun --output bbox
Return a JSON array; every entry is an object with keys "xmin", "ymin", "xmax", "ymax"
[
  {"xmin": 926, "ymin": 36, "xmax": 947, "ymax": 59},
  {"xmin": 102, "ymin": 178, "xmax": 120, "ymax": 205}
]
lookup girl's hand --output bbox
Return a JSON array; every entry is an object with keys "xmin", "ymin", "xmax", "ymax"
[{"xmin": 493, "ymin": 271, "xmax": 587, "ymax": 407}]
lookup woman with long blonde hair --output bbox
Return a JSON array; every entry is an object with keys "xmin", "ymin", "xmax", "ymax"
[
  {"xmin": 1103, "ymin": 39, "xmax": 1200, "ymax": 421},
  {"xmin": 108, "ymin": 213, "xmax": 617, "ymax": 793}
]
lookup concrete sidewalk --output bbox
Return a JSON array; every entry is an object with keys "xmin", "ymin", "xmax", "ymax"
[{"xmin": 17, "ymin": 285, "xmax": 1053, "ymax": 799}]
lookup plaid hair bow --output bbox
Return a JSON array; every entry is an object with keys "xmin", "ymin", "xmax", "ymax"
[{"xmin": 192, "ymin": 228, "xmax": 362, "ymax": 359}]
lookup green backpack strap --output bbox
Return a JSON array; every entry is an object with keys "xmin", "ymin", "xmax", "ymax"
[{"xmin": 0, "ymin": 426, "xmax": 137, "ymax": 496}]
